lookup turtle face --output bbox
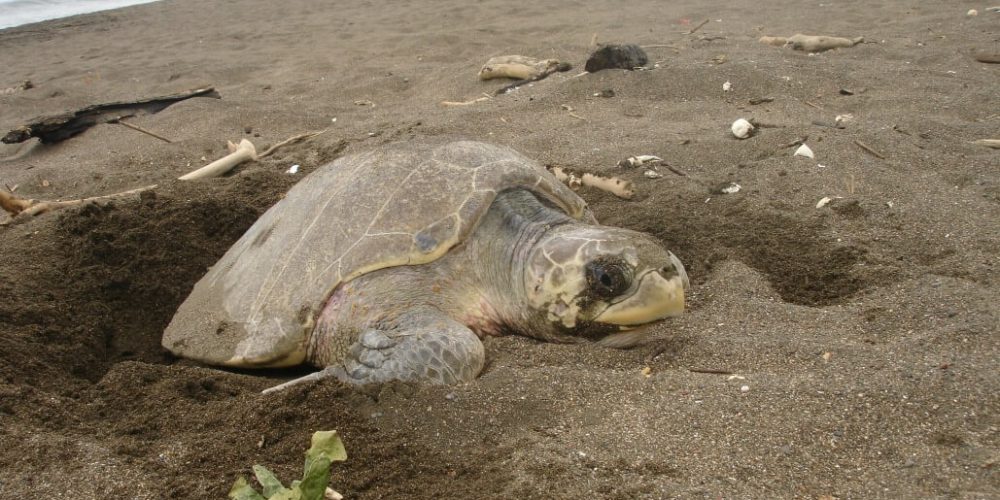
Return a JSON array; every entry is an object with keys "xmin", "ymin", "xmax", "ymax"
[{"xmin": 523, "ymin": 226, "xmax": 688, "ymax": 347}]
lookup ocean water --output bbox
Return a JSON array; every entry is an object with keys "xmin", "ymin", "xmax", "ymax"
[{"xmin": 0, "ymin": 0, "xmax": 160, "ymax": 29}]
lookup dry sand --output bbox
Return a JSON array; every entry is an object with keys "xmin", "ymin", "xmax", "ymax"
[{"xmin": 1, "ymin": 0, "xmax": 998, "ymax": 498}]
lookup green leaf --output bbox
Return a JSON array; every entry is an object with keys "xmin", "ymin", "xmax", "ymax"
[
  {"xmin": 228, "ymin": 477, "xmax": 267, "ymax": 500},
  {"xmin": 269, "ymin": 486, "xmax": 303, "ymax": 500},
  {"xmin": 298, "ymin": 455, "xmax": 332, "ymax": 500},
  {"xmin": 305, "ymin": 430, "xmax": 347, "ymax": 471},
  {"xmin": 252, "ymin": 465, "xmax": 288, "ymax": 497}
]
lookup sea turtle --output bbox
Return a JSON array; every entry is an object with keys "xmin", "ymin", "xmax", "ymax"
[{"xmin": 162, "ymin": 141, "xmax": 688, "ymax": 388}]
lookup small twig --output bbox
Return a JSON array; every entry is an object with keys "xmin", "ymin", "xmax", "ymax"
[
  {"xmin": 259, "ymin": 129, "xmax": 327, "ymax": 158},
  {"xmin": 688, "ymin": 368, "xmax": 733, "ymax": 375},
  {"xmin": 1, "ymin": 184, "xmax": 157, "ymax": 225},
  {"xmin": 441, "ymin": 96, "xmax": 491, "ymax": 106},
  {"xmin": 803, "ymin": 100, "xmax": 824, "ymax": 110},
  {"xmin": 686, "ymin": 19, "xmax": 710, "ymax": 35},
  {"xmin": 853, "ymin": 139, "xmax": 886, "ymax": 159},
  {"xmin": 117, "ymin": 119, "xmax": 173, "ymax": 143},
  {"xmin": 779, "ymin": 136, "xmax": 809, "ymax": 149},
  {"xmin": 664, "ymin": 164, "xmax": 687, "ymax": 176},
  {"xmin": 641, "ymin": 44, "xmax": 676, "ymax": 49}
]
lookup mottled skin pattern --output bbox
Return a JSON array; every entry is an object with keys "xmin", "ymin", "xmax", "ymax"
[{"xmin": 308, "ymin": 190, "xmax": 686, "ymax": 385}]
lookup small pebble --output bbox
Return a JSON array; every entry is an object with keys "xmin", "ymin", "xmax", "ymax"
[
  {"xmin": 445, "ymin": 392, "xmax": 457, "ymax": 401},
  {"xmin": 731, "ymin": 118, "xmax": 754, "ymax": 139},
  {"xmin": 740, "ymin": 385, "xmax": 750, "ymax": 393},
  {"xmin": 722, "ymin": 81, "xmax": 732, "ymax": 91}
]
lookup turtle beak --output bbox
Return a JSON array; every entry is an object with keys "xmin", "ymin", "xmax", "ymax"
[{"xmin": 593, "ymin": 251, "xmax": 688, "ymax": 327}]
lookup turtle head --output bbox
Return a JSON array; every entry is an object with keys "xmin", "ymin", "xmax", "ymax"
[{"xmin": 523, "ymin": 225, "xmax": 688, "ymax": 347}]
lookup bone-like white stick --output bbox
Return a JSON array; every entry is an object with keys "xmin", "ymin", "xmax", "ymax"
[{"xmin": 179, "ymin": 139, "xmax": 258, "ymax": 181}]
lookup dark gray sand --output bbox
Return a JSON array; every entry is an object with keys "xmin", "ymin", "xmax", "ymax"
[{"xmin": 0, "ymin": 0, "xmax": 997, "ymax": 498}]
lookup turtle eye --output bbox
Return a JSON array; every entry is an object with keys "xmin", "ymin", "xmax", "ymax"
[{"xmin": 586, "ymin": 259, "xmax": 631, "ymax": 298}]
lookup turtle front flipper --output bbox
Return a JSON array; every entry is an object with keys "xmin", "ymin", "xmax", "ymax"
[
  {"xmin": 335, "ymin": 309, "xmax": 485, "ymax": 385},
  {"xmin": 263, "ymin": 308, "xmax": 485, "ymax": 392}
]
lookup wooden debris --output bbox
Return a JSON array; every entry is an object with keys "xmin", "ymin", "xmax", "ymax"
[
  {"xmin": 972, "ymin": 52, "xmax": 1000, "ymax": 64},
  {"xmin": 854, "ymin": 140, "xmax": 885, "ymax": 159},
  {"xmin": 547, "ymin": 165, "xmax": 634, "ymax": 199},
  {"xmin": 1, "ymin": 184, "xmax": 156, "ymax": 225},
  {"xmin": 973, "ymin": 139, "xmax": 1000, "ymax": 149},
  {"xmin": 688, "ymin": 368, "xmax": 734, "ymax": 375},
  {"xmin": 259, "ymin": 129, "xmax": 327, "ymax": 158},
  {"xmin": 441, "ymin": 95, "xmax": 492, "ymax": 107},
  {"xmin": 2, "ymin": 86, "xmax": 219, "ymax": 144},
  {"xmin": 760, "ymin": 34, "xmax": 864, "ymax": 52}
]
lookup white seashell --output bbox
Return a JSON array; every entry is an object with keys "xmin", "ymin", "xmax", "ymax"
[
  {"xmin": 967, "ymin": 9, "xmax": 977, "ymax": 16},
  {"xmin": 286, "ymin": 164, "xmax": 300, "ymax": 174},
  {"xmin": 722, "ymin": 81, "xmax": 732, "ymax": 91},
  {"xmin": 794, "ymin": 144, "xmax": 815, "ymax": 158},
  {"xmin": 644, "ymin": 169, "xmax": 662, "ymax": 179},
  {"xmin": 731, "ymin": 118, "xmax": 754, "ymax": 139},
  {"xmin": 721, "ymin": 182, "xmax": 741, "ymax": 194}
]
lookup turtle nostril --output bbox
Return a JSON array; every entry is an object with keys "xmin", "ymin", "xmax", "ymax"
[{"xmin": 659, "ymin": 265, "xmax": 675, "ymax": 277}]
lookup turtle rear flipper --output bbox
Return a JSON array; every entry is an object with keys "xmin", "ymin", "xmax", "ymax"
[{"xmin": 262, "ymin": 308, "xmax": 485, "ymax": 392}]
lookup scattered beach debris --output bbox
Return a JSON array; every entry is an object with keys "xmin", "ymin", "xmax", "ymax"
[
  {"xmin": 1, "ymin": 184, "xmax": 157, "ymax": 225},
  {"xmin": 973, "ymin": 139, "xmax": 1000, "ymax": 149},
  {"xmin": 731, "ymin": 118, "xmax": 754, "ymax": 139},
  {"xmin": 478, "ymin": 55, "xmax": 565, "ymax": 81},
  {"xmin": 853, "ymin": 140, "xmax": 885, "ymax": 159},
  {"xmin": 686, "ymin": 19, "xmax": 710, "ymax": 35},
  {"xmin": 2, "ymin": 86, "xmax": 219, "ymax": 144},
  {"xmin": 560, "ymin": 104, "xmax": 586, "ymax": 121},
  {"xmin": 748, "ymin": 96, "xmax": 774, "ymax": 105},
  {"xmin": 584, "ymin": 44, "xmax": 648, "ymax": 72},
  {"xmin": 593, "ymin": 89, "xmax": 615, "ymax": 98},
  {"xmin": 688, "ymin": 368, "xmax": 734, "ymax": 375},
  {"xmin": 441, "ymin": 94, "xmax": 492, "ymax": 106},
  {"xmin": 967, "ymin": 9, "xmax": 978, "ymax": 16},
  {"xmin": 480, "ymin": 55, "xmax": 572, "ymax": 95},
  {"xmin": 286, "ymin": 164, "xmax": 300, "ymax": 174},
  {"xmin": 353, "ymin": 99, "xmax": 375, "ymax": 107},
  {"xmin": 644, "ymin": 170, "xmax": 662, "ymax": 179},
  {"xmin": 180, "ymin": 139, "xmax": 257, "ymax": 181},
  {"xmin": 816, "ymin": 196, "xmax": 843, "ymax": 209},
  {"xmin": 722, "ymin": 81, "xmax": 732, "ymax": 92},
  {"xmin": 710, "ymin": 181, "xmax": 741, "ymax": 194},
  {"xmin": 759, "ymin": 34, "xmax": 864, "ymax": 52},
  {"xmin": 547, "ymin": 165, "xmax": 634, "ymax": 199},
  {"xmin": 1, "ymin": 80, "xmax": 33, "ymax": 95},
  {"xmin": 794, "ymin": 144, "xmax": 815, "ymax": 158},
  {"xmin": 835, "ymin": 114, "xmax": 854, "ymax": 126},
  {"xmin": 617, "ymin": 155, "xmax": 661, "ymax": 168}
]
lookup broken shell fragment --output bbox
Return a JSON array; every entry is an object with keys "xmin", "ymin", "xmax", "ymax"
[
  {"xmin": 618, "ymin": 155, "xmax": 662, "ymax": 168},
  {"xmin": 723, "ymin": 81, "xmax": 732, "ymax": 91},
  {"xmin": 794, "ymin": 144, "xmax": 815, "ymax": 158},
  {"xmin": 721, "ymin": 182, "xmax": 741, "ymax": 194},
  {"xmin": 731, "ymin": 118, "xmax": 754, "ymax": 139},
  {"xmin": 644, "ymin": 170, "xmax": 662, "ymax": 179}
]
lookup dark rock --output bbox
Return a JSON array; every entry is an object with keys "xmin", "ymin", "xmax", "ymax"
[{"xmin": 585, "ymin": 44, "xmax": 648, "ymax": 72}]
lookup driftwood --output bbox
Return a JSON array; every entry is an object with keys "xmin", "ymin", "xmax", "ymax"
[
  {"xmin": 2, "ymin": 86, "xmax": 219, "ymax": 144},
  {"xmin": 1, "ymin": 185, "xmax": 156, "ymax": 225}
]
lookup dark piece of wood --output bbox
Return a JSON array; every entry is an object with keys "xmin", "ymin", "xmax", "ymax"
[{"xmin": 3, "ymin": 86, "xmax": 219, "ymax": 144}]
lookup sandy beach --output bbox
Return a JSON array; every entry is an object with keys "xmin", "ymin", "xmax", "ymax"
[{"xmin": 0, "ymin": 0, "xmax": 998, "ymax": 498}]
